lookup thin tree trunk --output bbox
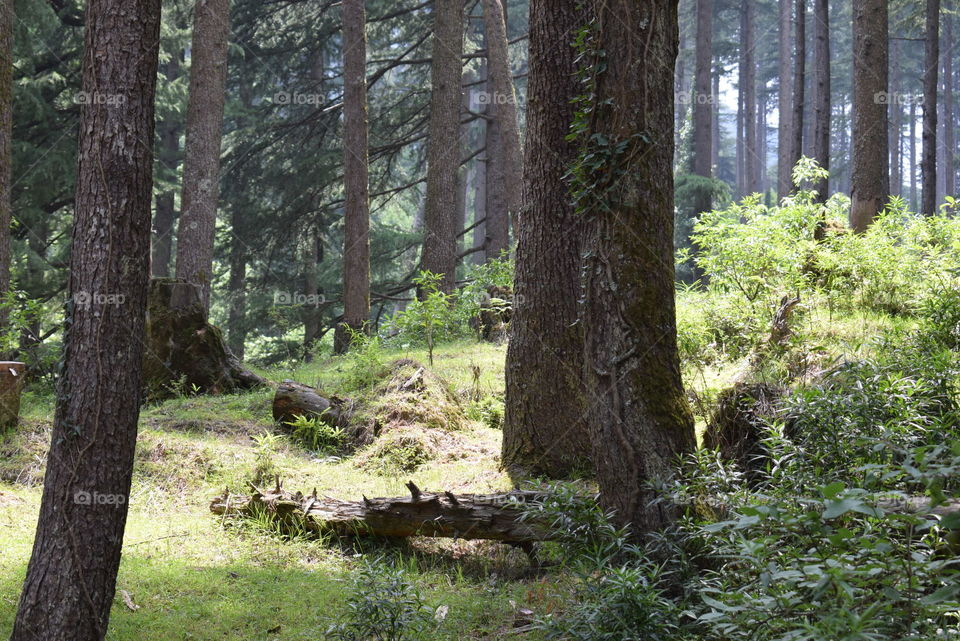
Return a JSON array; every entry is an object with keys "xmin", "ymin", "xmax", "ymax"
[
  {"xmin": 174, "ymin": 0, "xmax": 231, "ymax": 313},
  {"xmin": 693, "ymin": 0, "xmax": 713, "ymax": 187},
  {"xmin": 812, "ymin": 0, "xmax": 830, "ymax": 201},
  {"xmin": 712, "ymin": 65, "xmax": 721, "ymax": 171},
  {"xmin": 910, "ymin": 99, "xmax": 918, "ymax": 211},
  {"xmin": 791, "ymin": 0, "xmax": 806, "ymax": 184},
  {"xmin": 226, "ymin": 208, "xmax": 247, "ymax": 361},
  {"xmin": 421, "ymin": 0, "xmax": 463, "ymax": 293},
  {"xmin": 10, "ymin": 0, "xmax": 161, "ymax": 637},
  {"xmin": 334, "ymin": 0, "xmax": 371, "ymax": 353},
  {"xmin": 302, "ymin": 227, "xmax": 321, "ymax": 355},
  {"xmin": 945, "ymin": 11, "xmax": 955, "ymax": 198},
  {"xmin": 0, "ymin": 0, "xmax": 12, "ymax": 332},
  {"xmin": 482, "ymin": 0, "xmax": 522, "ymax": 252},
  {"xmin": 152, "ymin": 54, "xmax": 181, "ymax": 278},
  {"xmin": 580, "ymin": 0, "xmax": 696, "ymax": 531},
  {"xmin": 851, "ymin": 0, "xmax": 889, "ymax": 233},
  {"xmin": 503, "ymin": 0, "xmax": 590, "ymax": 478},
  {"xmin": 778, "ymin": 0, "xmax": 794, "ymax": 197},
  {"xmin": 921, "ymin": 0, "xmax": 940, "ymax": 215},
  {"xmin": 889, "ymin": 37, "xmax": 901, "ymax": 197},
  {"xmin": 741, "ymin": 0, "xmax": 758, "ymax": 195}
]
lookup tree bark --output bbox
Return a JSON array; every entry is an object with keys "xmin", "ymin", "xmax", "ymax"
[
  {"xmin": 741, "ymin": 0, "xmax": 759, "ymax": 195},
  {"xmin": 811, "ymin": 0, "xmax": 830, "ymax": 201},
  {"xmin": 944, "ymin": 12, "xmax": 955, "ymax": 198},
  {"xmin": 921, "ymin": 0, "xmax": 940, "ymax": 216},
  {"xmin": 778, "ymin": 0, "xmax": 793, "ymax": 197},
  {"xmin": 482, "ymin": 0, "xmax": 522, "ymax": 261},
  {"xmin": 910, "ymin": 98, "xmax": 919, "ymax": 211},
  {"xmin": 174, "ymin": 0, "xmax": 231, "ymax": 313},
  {"xmin": 421, "ymin": 0, "xmax": 464, "ymax": 293},
  {"xmin": 850, "ymin": 0, "xmax": 889, "ymax": 231},
  {"xmin": 0, "ymin": 0, "xmax": 12, "ymax": 332},
  {"xmin": 693, "ymin": 0, "xmax": 713, "ymax": 190},
  {"xmin": 152, "ymin": 54, "xmax": 181, "ymax": 278},
  {"xmin": 503, "ymin": 0, "xmax": 591, "ymax": 479},
  {"xmin": 226, "ymin": 209, "xmax": 247, "ymax": 361},
  {"xmin": 580, "ymin": 0, "xmax": 696, "ymax": 532},
  {"xmin": 791, "ymin": 0, "xmax": 805, "ymax": 184},
  {"xmin": 10, "ymin": 0, "xmax": 161, "ymax": 638},
  {"xmin": 889, "ymin": 37, "xmax": 902, "ymax": 197},
  {"xmin": 334, "ymin": 0, "xmax": 371, "ymax": 353}
]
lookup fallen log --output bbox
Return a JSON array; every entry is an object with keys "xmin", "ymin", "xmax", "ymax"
[
  {"xmin": 272, "ymin": 380, "xmax": 348, "ymax": 428},
  {"xmin": 210, "ymin": 480, "xmax": 552, "ymax": 542}
]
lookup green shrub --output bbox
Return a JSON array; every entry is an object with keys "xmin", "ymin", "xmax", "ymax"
[
  {"xmin": 325, "ymin": 560, "xmax": 434, "ymax": 641},
  {"xmin": 284, "ymin": 414, "xmax": 345, "ymax": 454}
]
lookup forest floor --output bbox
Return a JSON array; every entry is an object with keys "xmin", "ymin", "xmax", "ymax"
[
  {"xmin": 0, "ymin": 298, "xmax": 911, "ymax": 640},
  {"xmin": 0, "ymin": 341, "xmax": 544, "ymax": 640}
]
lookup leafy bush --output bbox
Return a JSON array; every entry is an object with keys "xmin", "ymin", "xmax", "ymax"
[
  {"xmin": 521, "ymin": 485, "xmax": 689, "ymax": 641},
  {"xmin": 325, "ymin": 560, "xmax": 434, "ymax": 641}
]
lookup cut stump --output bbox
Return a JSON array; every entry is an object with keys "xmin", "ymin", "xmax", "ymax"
[
  {"xmin": 272, "ymin": 380, "xmax": 348, "ymax": 428},
  {"xmin": 143, "ymin": 279, "xmax": 265, "ymax": 400}
]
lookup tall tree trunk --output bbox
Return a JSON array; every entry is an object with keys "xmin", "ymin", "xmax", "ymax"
[
  {"xmin": 421, "ymin": 0, "xmax": 463, "ymax": 293},
  {"xmin": 791, "ymin": 0, "xmax": 806, "ymax": 184},
  {"xmin": 778, "ymin": 0, "xmax": 794, "ymax": 197},
  {"xmin": 302, "ymin": 227, "xmax": 321, "ymax": 355},
  {"xmin": 712, "ymin": 65, "xmax": 721, "ymax": 171},
  {"xmin": 10, "ymin": 0, "xmax": 161, "ymax": 638},
  {"xmin": 503, "ymin": 0, "xmax": 590, "ymax": 478},
  {"xmin": 0, "ymin": 0, "xmax": 12, "ymax": 332},
  {"xmin": 758, "ymin": 92, "xmax": 768, "ymax": 197},
  {"xmin": 174, "ymin": 0, "xmax": 231, "ymax": 313},
  {"xmin": 226, "ymin": 208, "xmax": 247, "ymax": 361},
  {"xmin": 910, "ymin": 99, "xmax": 919, "ymax": 211},
  {"xmin": 152, "ymin": 54, "xmax": 181, "ymax": 278},
  {"xmin": 851, "ymin": 0, "xmax": 888, "ymax": 232},
  {"xmin": 812, "ymin": 0, "xmax": 830, "ymax": 201},
  {"xmin": 334, "ymin": 0, "xmax": 371, "ymax": 353},
  {"xmin": 740, "ymin": 0, "xmax": 758, "ymax": 195},
  {"xmin": 482, "ymin": 0, "xmax": 522, "ymax": 260},
  {"xmin": 942, "ymin": 12, "xmax": 957, "ymax": 196},
  {"xmin": 921, "ymin": 0, "xmax": 940, "ymax": 215},
  {"xmin": 889, "ymin": 37, "xmax": 902, "ymax": 197},
  {"xmin": 580, "ymin": 0, "xmax": 696, "ymax": 531},
  {"xmin": 692, "ymin": 0, "xmax": 713, "ymax": 190}
]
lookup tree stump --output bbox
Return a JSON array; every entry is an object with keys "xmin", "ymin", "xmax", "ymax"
[
  {"xmin": 272, "ymin": 380, "xmax": 348, "ymax": 428},
  {"xmin": 0, "ymin": 361, "xmax": 25, "ymax": 430},
  {"xmin": 142, "ymin": 279, "xmax": 265, "ymax": 400}
]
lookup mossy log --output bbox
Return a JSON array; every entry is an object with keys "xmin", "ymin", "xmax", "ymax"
[
  {"xmin": 210, "ymin": 480, "xmax": 551, "ymax": 542},
  {"xmin": 272, "ymin": 380, "xmax": 348, "ymax": 427},
  {"xmin": 0, "ymin": 362, "xmax": 25, "ymax": 430},
  {"xmin": 143, "ymin": 279, "xmax": 265, "ymax": 400}
]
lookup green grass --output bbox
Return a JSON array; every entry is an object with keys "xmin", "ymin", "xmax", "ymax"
[{"xmin": 0, "ymin": 340, "xmax": 534, "ymax": 640}]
